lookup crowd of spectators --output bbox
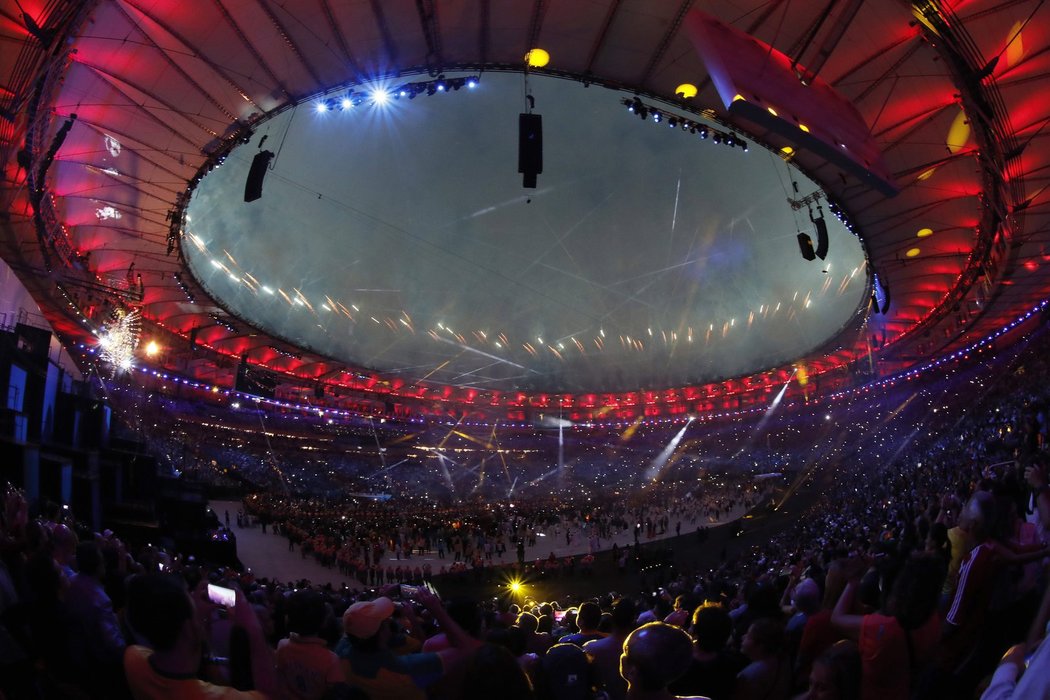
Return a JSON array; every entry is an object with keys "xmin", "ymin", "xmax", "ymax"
[
  {"xmin": 1, "ymin": 324, "xmax": 1050, "ymax": 699},
  {"xmin": 229, "ymin": 475, "xmax": 770, "ymax": 586}
]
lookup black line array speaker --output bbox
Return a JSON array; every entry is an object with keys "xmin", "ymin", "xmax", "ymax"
[
  {"xmin": 518, "ymin": 113, "xmax": 543, "ymax": 188},
  {"xmin": 244, "ymin": 150, "xmax": 274, "ymax": 202},
  {"xmin": 797, "ymin": 233, "xmax": 816, "ymax": 261},
  {"xmin": 814, "ymin": 216, "xmax": 829, "ymax": 260}
]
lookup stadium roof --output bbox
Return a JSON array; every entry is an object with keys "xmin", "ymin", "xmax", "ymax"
[{"xmin": 1, "ymin": 0, "xmax": 1048, "ymax": 420}]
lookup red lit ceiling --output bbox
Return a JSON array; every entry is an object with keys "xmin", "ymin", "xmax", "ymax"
[{"xmin": 0, "ymin": 0, "xmax": 1048, "ymax": 420}]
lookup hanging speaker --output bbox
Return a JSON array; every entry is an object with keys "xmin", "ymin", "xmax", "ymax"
[
  {"xmin": 797, "ymin": 233, "xmax": 816, "ymax": 261},
  {"xmin": 518, "ymin": 113, "xmax": 543, "ymax": 188},
  {"xmin": 814, "ymin": 216, "xmax": 829, "ymax": 260},
  {"xmin": 244, "ymin": 150, "xmax": 274, "ymax": 202}
]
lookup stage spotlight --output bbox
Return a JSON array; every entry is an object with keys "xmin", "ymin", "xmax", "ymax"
[
  {"xmin": 699, "ymin": 127, "xmax": 708, "ymax": 139},
  {"xmin": 435, "ymin": 76, "xmax": 447, "ymax": 92},
  {"xmin": 467, "ymin": 78, "xmax": 478, "ymax": 89},
  {"xmin": 371, "ymin": 88, "xmax": 390, "ymax": 105},
  {"xmin": 340, "ymin": 96, "xmax": 353, "ymax": 110},
  {"xmin": 712, "ymin": 133, "xmax": 721, "ymax": 144},
  {"xmin": 668, "ymin": 117, "xmax": 678, "ymax": 128},
  {"xmin": 652, "ymin": 111, "xmax": 662, "ymax": 123}
]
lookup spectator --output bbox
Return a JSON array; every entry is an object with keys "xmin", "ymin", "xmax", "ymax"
[
  {"xmin": 462, "ymin": 643, "xmax": 535, "ymax": 700},
  {"xmin": 796, "ymin": 561, "xmax": 849, "ymax": 685},
  {"xmin": 585, "ymin": 598, "xmax": 637, "ymax": 700},
  {"xmin": 123, "ymin": 573, "xmax": 278, "ymax": 699},
  {"xmin": 832, "ymin": 555, "xmax": 942, "ymax": 700},
  {"xmin": 66, "ymin": 540, "xmax": 127, "ymax": 696},
  {"xmin": 51, "ymin": 523, "xmax": 78, "ymax": 579},
  {"xmin": 981, "ymin": 570, "xmax": 1050, "ymax": 700},
  {"xmin": 670, "ymin": 604, "xmax": 746, "ymax": 700},
  {"xmin": 618, "ymin": 621, "xmax": 699, "ymax": 700},
  {"xmin": 422, "ymin": 598, "xmax": 485, "ymax": 700},
  {"xmin": 560, "ymin": 601, "xmax": 605, "ymax": 646},
  {"xmin": 736, "ymin": 618, "xmax": 791, "ymax": 700},
  {"xmin": 784, "ymin": 578, "xmax": 821, "ymax": 660},
  {"xmin": 517, "ymin": 610, "xmax": 554, "ymax": 655},
  {"xmin": 538, "ymin": 643, "xmax": 594, "ymax": 700},
  {"xmin": 940, "ymin": 492, "xmax": 1049, "ymax": 683},
  {"xmin": 796, "ymin": 640, "xmax": 861, "ymax": 700},
  {"xmin": 276, "ymin": 589, "xmax": 348, "ymax": 700},
  {"xmin": 665, "ymin": 594, "xmax": 701, "ymax": 629},
  {"xmin": 336, "ymin": 590, "xmax": 478, "ymax": 699}
]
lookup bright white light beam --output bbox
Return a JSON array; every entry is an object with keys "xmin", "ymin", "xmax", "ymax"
[{"xmin": 644, "ymin": 417, "xmax": 694, "ymax": 481}]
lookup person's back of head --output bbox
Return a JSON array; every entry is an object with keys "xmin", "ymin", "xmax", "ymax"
[
  {"xmin": 126, "ymin": 574, "xmax": 194, "ymax": 651},
  {"xmin": 652, "ymin": 596, "xmax": 672, "ymax": 619},
  {"xmin": 75, "ymin": 541, "xmax": 104, "ymax": 579},
  {"xmin": 540, "ymin": 643, "xmax": 592, "ymax": 700},
  {"xmin": 576, "ymin": 602, "xmax": 601, "ymax": 632},
  {"xmin": 487, "ymin": 625, "xmax": 529, "ymax": 657},
  {"xmin": 675, "ymin": 593, "xmax": 702, "ymax": 616},
  {"xmin": 447, "ymin": 598, "xmax": 484, "ymax": 639},
  {"xmin": 463, "ymin": 643, "xmax": 535, "ymax": 700},
  {"xmin": 621, "ymin": 622, "xmax": 694, "ymax": 693},
  {"xmin": 610, "ymin": 598, "xmax": 638, "ymax": 635},
  {"xmin": 742, "ymin": 617, "xmax": 784, "ymax": 660},
  {"xmin": 517, "ymin": 611, "xmax": 539, "ymax": 635},
  {"xmin": 692, "ymin": 604, "xmax": 732, "ymax": 654},
  {"xmin": 745, "ymin": 581, "xmax": 780, "ymax": 618},
  {"xmin": 792, "ymin": 578, "xmax": 822, "ymax": 616},
  {"xmin": 888, "ymin": 554, "xmax": 943, "ymax": 631},
  {"xmin": 809, "ymin": 640, "xmax": 862, "ymax": 700},
  {"xmin": 960, "ymin": 490, "xmax": 996, "ymax": 538},
  {"xmin": 286, "ymin": 588, "xmax": 327, "ymax": 637},
  {"xmin": 52, "ymin": 524, "xmax": 78, "ymax": 562}
]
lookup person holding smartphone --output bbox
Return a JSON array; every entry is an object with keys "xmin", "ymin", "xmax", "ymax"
[
  {"xmin": 336, "ymin": 588, "xmax": 480, "ymax": 700},
  {"xmin": 124, "ymin": 574, "xmax": 278, "ymax": 699}
]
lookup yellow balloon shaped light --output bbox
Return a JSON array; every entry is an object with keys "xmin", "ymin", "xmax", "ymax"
[
  {"xmin": 525, "ymin": 48, "xmax": 550, "ymax": 68},
  {"xmin": 675, "ymin": 83, "xmax": 698, "ymax": 99}
]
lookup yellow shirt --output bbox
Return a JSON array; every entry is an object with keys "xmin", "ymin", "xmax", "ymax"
[{"xmin": 124, "ymin": 645, "xmax": 267, "ymax": 700}]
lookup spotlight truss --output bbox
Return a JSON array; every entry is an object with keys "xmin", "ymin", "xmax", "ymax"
[
  {"xmin": 316, "ymin": 75, "xmax": 481, "ymax": 111},
  {"xmin": 623, "ymin": 98, "xmax": 748, "ymax": 152}
]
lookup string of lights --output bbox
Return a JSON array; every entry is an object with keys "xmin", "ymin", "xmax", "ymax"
[
  {"xmin": 172, "ymin": 272, "xmax": 196, "ymax": 304},
  {"xmin": 315, "ymin": 75, "xmax": 480, "ymax": 113},
  {"xmin": 622, "ymin": 97, "xmax": 748, "ymax": 152},
  {"xmin": 106, "ymin": 296, "xmax": 1050, "ymax": 429}
]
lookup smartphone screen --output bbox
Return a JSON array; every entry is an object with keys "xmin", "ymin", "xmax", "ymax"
[
  {"xmin": 399, "ymin": 584, "xmax": 419, "ymax": 598},
  {"xmin": 207, "ymin": 583, "xmax": 236, "ymax": 608}
]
